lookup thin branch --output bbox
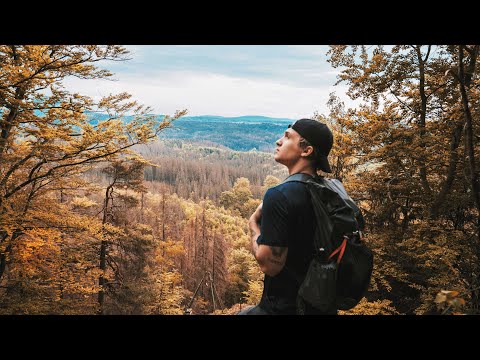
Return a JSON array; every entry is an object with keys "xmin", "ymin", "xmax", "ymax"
[
  {"xmin": 4, "ymin": 138, "xmax": 147, "ymax": 199},
  {"xmin": 423, "ymin": 45, "xmax": 432, "ymax": 63},
  {"xmin": 388, "ymin": 86, "xmax": 416, "ymax": 114},
  {"xmin": 0, "ymin": 152, "xmax": 35, "ymax": 188}
]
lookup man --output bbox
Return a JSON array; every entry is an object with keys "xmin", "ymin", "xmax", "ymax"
[{"xmin": 237, "ymin": 118, "xmax": 335, "ymax": 315}]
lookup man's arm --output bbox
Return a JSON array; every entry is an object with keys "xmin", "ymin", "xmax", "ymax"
[
  {"xmin": 248, "ymin": 202, "xmax": 288, "ymax": 277},
  {"xmin": 255, "ymin": 244, "xmax": 288, "ymax": 277},
  {"xmin": 248, "ymin": 203, "xmax": 262, "ymax": 256}
]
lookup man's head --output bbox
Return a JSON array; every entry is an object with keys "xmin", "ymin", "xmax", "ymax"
[{"xmin": 274, "ymin": 118, "xmax": 333, "ymax": 173}]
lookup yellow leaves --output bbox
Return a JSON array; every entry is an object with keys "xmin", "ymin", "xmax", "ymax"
[
  {"xmin": 435, "ymin": 290, "xmax": 466, "ymax": 314},
  {"xmin": 220, "ymin": 177, "xmax": 257, "ymax": 218},
  {"xmin": 100, "ymin": 223, "xmax": 125, "ymax": 238},
  {"xmin": 11, "ymin": 228, "xmax": 62, "ymax": 280},
  {"xmin": 71, "ymin": 196, "xmax": 97, "ymax": 208},
  {"xmin": 145, "ymin": 270, "xmax": 185, "ymax": 315},
  {"xmin": 124, "ymin": 155, "xmax": 156, "ymax": 167},
  {"xmin": 262, "ymin": 175, "xmax": 280, "ymax": 194},
  {"xmin": 435, "ymin": 290, "xmax": 459, "ymax": 303},
  {"xmin": 158, "ymin": 239, "xmax": 185, "ymax": 258},
  {"xmin": 0, "ymin": 45, "xmax": 196, "ymax": 314},
  {"xmin": 1, "ymin": 46, "xmax": 184, "ymax": 225},
  {"xmin": 339, "ymin": 298, "xmax": 399, "ymax": 315},
  {"xmin": 243, "ymin": 279, "xmax": 263, "ymax": 305}
]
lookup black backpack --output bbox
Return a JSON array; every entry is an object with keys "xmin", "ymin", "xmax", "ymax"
[{"xmin": 284, "ymin": 173, "xmax": 373, "ymax": 313}]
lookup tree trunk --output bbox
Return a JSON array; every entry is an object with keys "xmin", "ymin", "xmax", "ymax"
[
  {"xmin": 140, "ymin": 192, "xmax": 144, "ymax": 222},
  {"xmin": 415, "ymin": 45, "xmax": 432, "ymax": 196},
  {"xmin": 98, "ymin": 239, "xmax": 107, "ymax": 315},
  {"xmin": 457, "ymin": 45, "xmax": 480, "ymax": 240},
  {"xmin": 202, "ymin": 205, "xmax": 206, "ymax": 272},
  {"xmin": 0, "ymin": 231, "xmax": 20, "ymax": 281},
  {"xmin": 457, "ymin": 45, "xmax": 480, "ymax": 309},
  {"xmin": 193, "ymin": 214, "xmax": 198, "ymax": 264},
  {"xmin": 162, "ymin": 191, "xmax": 166, "ymax": 241},
  {"xmin": 0, "ymin": 87, "xmax": 26, "ymax": 154},
  {"xmin": 98, "ymin": 184, "xmax": 113, "ymax": 314},
  {"xmin": 429, "ymin": 121, "xmax": 464, "ymax": 219}
]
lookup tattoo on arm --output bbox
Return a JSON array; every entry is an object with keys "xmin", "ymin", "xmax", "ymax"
[
  {"xmin": 267, "ymin": 256, "xmax": 283, "ymax": 265},
  {"xmin": 271, "ymin": 246, "xmax": 286, "ymax": 258},
  {"xmin": 266, "ymin": 246, "xmax": 287, "ymax": 265}
]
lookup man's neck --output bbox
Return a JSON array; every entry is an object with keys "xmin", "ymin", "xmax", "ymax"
[{"xmin": 287, "ymin": 162, "xmax": 316, "ymax": 177}]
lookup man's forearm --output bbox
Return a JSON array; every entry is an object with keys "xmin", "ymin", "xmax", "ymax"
[
  {"xmin": 249, "ymin": 218, "xmax": 261, "ymax": 257},
  {"xmin": 248, "ymin": 202, "xmax": 262, "ymax": 258}
]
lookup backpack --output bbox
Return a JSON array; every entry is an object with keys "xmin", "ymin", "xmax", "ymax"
[{"xmin": 284, "ymin": 173, "xmax": 373, "ymax": 313}]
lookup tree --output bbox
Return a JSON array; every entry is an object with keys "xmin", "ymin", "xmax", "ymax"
[
  {"xmin": 220, "ymin": 177, "xmax": 260, "ymax": 218},
  {"xmin": 97, "ymin": 158, "xmax": 148, "ymax": 314},
  {"xmin": 0, "ymin": 46, "xmax": 186, "ymax": 311},
  {"xmin": 447, "ymin": 46, "xmax": 480, "ymax": 239},
  {"xmin": 262, "ymin": 175, "xmax": 280, "ymax": 195},
  {"xmin": 326, "ymin": 45, "xmax": 480, "ymax": 313}
]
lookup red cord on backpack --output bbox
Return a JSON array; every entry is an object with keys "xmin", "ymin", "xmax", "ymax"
[{"xmin": 328, "ymin": 236, "xmax": 348, "ymax": 264}]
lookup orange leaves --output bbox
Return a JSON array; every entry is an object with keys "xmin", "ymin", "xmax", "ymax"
[
  {"xmin": 1, "ymin": 45, "xmax": 187, "ymax": 215},
  {"xmin": 0, "ymin": 45, "xmax": 193, "ymax": 314},
  {"xmin": 71, "ymin": 196, "xmax": 98, "ymax": 208},
  {"xmin": 339, "ymin": 298, "xmax": 399, "ymax": 315},
  {"xmin": 158, "ymin": 239, "xmax": 185, "ymax": 259},
  {"xmin": 435, "ymin": 290, "xmax": 466, "ymax": 314},
  {"xmin": 220, "ymin": 177, "xmax": 258, "ymax": 218},
  {"xmin": 12, "ymin": 228, "xmax": 62, "ymax": 280}
]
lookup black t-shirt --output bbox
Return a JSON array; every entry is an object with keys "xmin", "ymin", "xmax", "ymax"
[{"xmin": 256, "ymin": 180, "xmax": 316, "ymax": 314}]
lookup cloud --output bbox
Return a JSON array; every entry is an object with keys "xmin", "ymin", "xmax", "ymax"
[
  {"xmin": 61, "ymin": 45, "xmax": 361, "ymax": 118},
  {"xmin": 62, "ymin": 70, "xmax": 357, "ymax": 119},
  {"xmin": 109, "ymin": 46, "xmax": 339, "ymax": 87}
]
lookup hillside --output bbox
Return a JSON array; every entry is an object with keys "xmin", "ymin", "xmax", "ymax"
[
  {"xmin": 158, "ymin": 115, "xmax": 293, "ymax": 152},
  {"xmin": 134, "ymin": 139, "xmax": 288, "ymax": 201},
  {"xmin": 87, "ymin": 113, "xmax": 293, "ymax": 152}
]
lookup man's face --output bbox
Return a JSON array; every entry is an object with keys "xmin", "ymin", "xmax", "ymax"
[{"xmin": 274, "ymin": 128, "xmax": 304, "ymax": 167}]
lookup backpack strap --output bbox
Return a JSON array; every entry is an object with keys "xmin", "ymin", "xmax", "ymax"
[
  {"xmin": 283, "ymin": 172, "xmax": 316, "ymax": 184},
  {"xmin": 282, "ymin": 173, "xmax": 327, "ymax": 254},
  {"xmin": 281, "ymin": 172, "xmax": 336, "ymax": 292},
  {"xmin": 283, "ymin": 173, "xmax": 357, "ymax": 254}
]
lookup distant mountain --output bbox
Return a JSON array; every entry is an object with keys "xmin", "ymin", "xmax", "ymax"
[
  {"xmin": 177, "ymin": 115, "xmax": 293, "ymax": 124},
  {"xmin": 159, "ymin": 115, "xmax": 294, "ymax": 152},
  {"xmin": 86, "ymin": 113, "xmax": 295, "ymax": 152}
]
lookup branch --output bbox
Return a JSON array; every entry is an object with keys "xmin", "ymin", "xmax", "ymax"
[
  {"xmin": 4, "ymin": 139, "xmax": 144, "ymax": 199},
  {"xmin": 426, "ymin": 82, "xmax": 448, "ymax": 100},
  {"xmin": 423, "ymin": 45, "xmax": 431, "ymax": 63},
  {"xmin": 0, "ymin": 152, "xmax": 35, "ymax": 188},
  {"xmin": 388, "ymin": 86, "xmax": 416, "ymax": 114},
  {"xmin": 3, "ymin": 48, "xmax": 115, "ymax": 90},
  {"xmin": 22, "ymin": 179, "xmax": 38, "ymax": 216}
]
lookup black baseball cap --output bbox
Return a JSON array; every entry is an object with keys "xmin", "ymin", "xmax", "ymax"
[{"xmin": 288, "ymin": 118, "xmax": 333, "ymax": 173}]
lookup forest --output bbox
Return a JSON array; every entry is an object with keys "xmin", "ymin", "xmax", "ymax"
[
  {"xmin": 0, "ymin": 45, "xmax": 479, "ymax": 315},
  {"xmin": 155, "ymin": 115, "xmax": 292, "ymax": 152}
]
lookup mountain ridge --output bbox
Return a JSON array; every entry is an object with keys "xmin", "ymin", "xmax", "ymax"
[
  {"xmin": 161, "ymin": 115, "xmax": 292, "ymax": 151},
  {"xmin": 87, "ymin": 113, "xmax": 295, "ymax": 152}
]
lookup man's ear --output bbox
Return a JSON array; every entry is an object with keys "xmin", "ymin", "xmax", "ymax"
[{"xmin": 301, "ymin": 145, "xmax": 314, "ymax": 158}]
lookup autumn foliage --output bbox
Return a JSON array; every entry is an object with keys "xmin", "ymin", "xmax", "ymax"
[
  {"xmin": 326, "ymin": 45, "xmax": 480, "ymax": 314},
  {"xmin": 1, "ymin": 45, "xmax": 479, "ymax": 315},
  {"xmin": 0, "ymin": 45, "xmax": 186, "ymax": 313}
]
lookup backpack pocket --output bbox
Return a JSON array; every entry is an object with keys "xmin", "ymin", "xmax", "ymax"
[{"xmin": 298, "ymin": 256, "xmax": 337, "ymax": 313}]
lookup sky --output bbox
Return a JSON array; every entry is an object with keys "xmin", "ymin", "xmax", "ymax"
[{"xmin": 63, "ymin": 45, "xmax": 358, "ymax": 120}]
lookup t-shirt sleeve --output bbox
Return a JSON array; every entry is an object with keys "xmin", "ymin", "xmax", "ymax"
[{"xmin": 256, "ymin": 188, "xmax": 290, "ymax": 248}]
